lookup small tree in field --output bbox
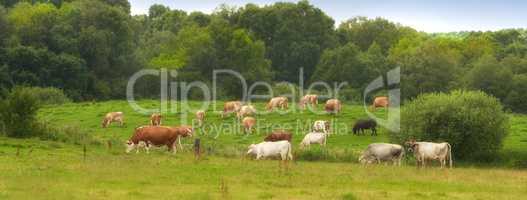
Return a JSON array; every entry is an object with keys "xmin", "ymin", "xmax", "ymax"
[
  {"xmin": 0, "ymin": 86, "xmax": 41, "ymax": 138},
  {"xmin": 391, "ymin": 90, "xmax": 509, "ymax": 161}
]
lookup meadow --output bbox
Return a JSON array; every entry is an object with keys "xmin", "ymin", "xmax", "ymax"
[{"xmin": 1, "ymin": 100, "xmax": 526, "ymax": 199}]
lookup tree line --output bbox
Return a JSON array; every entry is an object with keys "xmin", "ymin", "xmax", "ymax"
[{"xmin": 0, "ymin": 0, "xmax": 526, "ymax": 112}]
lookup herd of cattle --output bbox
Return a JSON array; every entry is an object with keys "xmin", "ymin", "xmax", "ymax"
[{"xmin": 101, "ymin": 95, "xmax": 453, "ymax": 168}]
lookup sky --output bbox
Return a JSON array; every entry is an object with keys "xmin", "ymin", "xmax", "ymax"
[{"xmin": 129, "ymin": 0, "xmax": 527, "ymax": 33}]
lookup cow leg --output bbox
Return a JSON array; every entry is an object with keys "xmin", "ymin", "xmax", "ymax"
[{"xmin": 178, "ymin": 136, "xmax": 183, "ymax": 150}]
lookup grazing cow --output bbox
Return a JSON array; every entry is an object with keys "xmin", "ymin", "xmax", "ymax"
[
  {"xmin": 372, "ymin": 96, "xmax": 389, "ymax": 111},
  {"xmin": 242, "ymin": 117, "xmax": 256, "ymax": 134},
  {"xmin": 237, "ymin": 105, "xmax": 256, "ymax": 119},
  {"xmin": 266, "ymin": 97, "xmax": 288, "ymax": 111},
  {"xmin": 299, "ymin": 94, "xmax": 318, "ymax": 109},
  {"xmin": 195, "ymin": 110, "xmax": 205, "ymax": 127},
  {"xmin": 173, "ymin": 125, "xmax": 194, "ymax": 150},
  {"xmin": 352, "ymin": 119, "xmax": 377, "ymax": 136},
  {"xmin": 222, "ymin": 101, "xmax": 242, "ymax": 118},
  {"xmin": 247, "ymin": 141, "xmax": 293, "ymax": 161},
  {"xmin": 300, "ymin": 132, "xmax": 327, "ymax": 148},
  {"xmin": 324, "ymin": 99, "xmax": 342, "ymax": 114},
  {"xmin": 359, "ymin": 143, "xmax": 404, "ymax": 166},
  {"xmin": 125, "ymin": 126, "xmax": 193, "ymax": 154},
  {"xmin": 405, "ymin": 140, "xmax": 453, "ymax": 168},
  {"xmin": 313, "ymin": 120, "xmax": 330, "ymax": 134},
  {"xmin": 263, "ymin": 130, "xmax": 292, "ymax": 142},
  {"xmin": 150, "ymin": 113, "xmax": 162, "ymax": 126},
  {"xmin": 102, "ymin": 112, "xmax": 124, "ymax": 128}
]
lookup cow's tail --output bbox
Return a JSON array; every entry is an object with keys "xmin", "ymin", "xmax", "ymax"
[{"xmin": 447, "ymin": 143, "xmax": 453, "ymax": 168}]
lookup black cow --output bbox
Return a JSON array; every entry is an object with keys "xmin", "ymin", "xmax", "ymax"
[{"xmin": 352, "ymin": 119, "xmax": 377, "ymax": 136}]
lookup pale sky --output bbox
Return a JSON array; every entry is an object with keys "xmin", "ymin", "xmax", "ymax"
[{"xmin": 129, "ymin": 0, "xmax": 527, "ymax": 33}]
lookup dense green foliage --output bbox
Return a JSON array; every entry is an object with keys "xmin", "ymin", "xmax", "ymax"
[
  {"xmin": 0, "ymin": 0, "xmax": 526, "ymax": 112},
  {"xmin": 393, "ymin": 90, "xmax": 509, "ymax": 160},
  {"xmin": 25, "ymin": 86, "xmax": 70, "ymax": 105},
  {"xmin": 0, "ymin": 86, "xmax": 41, "ymax": 138}
]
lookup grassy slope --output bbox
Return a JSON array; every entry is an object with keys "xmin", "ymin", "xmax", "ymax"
[{"xmin": 0, "ymin": 100, "xmax": 526, "ymax": 199}]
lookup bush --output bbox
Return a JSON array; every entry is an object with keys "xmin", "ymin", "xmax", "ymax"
[
  {"xmin": 0, "ymin": 86, "xmax": 42, "ymax": 138},
  {"xmin": 26, "ymin": 87, "xmax": 71, "ymax": 105},
  {"xmin": 38, "ymin": 123, "xmax": 97, "ymax": 145},
  {"xmin": 391, "ymin": 90, "xmax": 509, "ymax": 161}
]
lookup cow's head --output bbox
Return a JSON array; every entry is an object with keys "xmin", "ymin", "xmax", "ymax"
[
  {"xmin": 101, "ymin": 118, "xmax": 108, "ymax": 128},
  {"xmin": 405, "ymin": 140, "xmax": 418, "ymax": 152},
  {"xmin": 125, "ymin": 140, "xmax": 136, "ymax": 153},
  {"xmin": 246, "ymin": 144, "xmax": 256, "ymax": 155}
]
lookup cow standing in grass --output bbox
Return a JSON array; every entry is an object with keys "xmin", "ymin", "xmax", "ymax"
[
  {"xmin": 371, "ymin": 96, "xmax": 389, "ymax": 111},
  {"xmin": 324, "ymin": 99, "xmax": 341, "ymax": 114},
  {"xmin": 222, "ymin": 101, "xmax": 242, "ymax": 118},
  {"xmin": 300, "ymin": 132, "xmax": 327, "ymax": 148},
  {"xmin": 264, "ymin": 130, "xmax": 292, "ymax": 142},
  {"xmin": 313, "ymin": 120, "xmax": 330, "ymax": 134},
  {"xmin": 266, "ymin": 97, "xmax": 288, "ymax": 111},
  {"xmin": 150, "ymin": 113, "xmax": 162, "ymax": 126},
  {"xmin": 102, "ymin": 112, "xmax": 124, "ymax": 128},
  {"xmin": 237, "ymin": 105, "xmax": 256, "ymax": 120},
  {"xmin": 299, "ymin": 94, "xmax": 318, "ymax": 110},
  {"xmin": 352, "ymin": 119, "xmax": 377, "ymax": 136},
  {"xmin": 126, "ymin": 126, "xmax": 193, "ymax": 154},
  {"xmin": 247, "ymin": 141, "xmax": 293, "ymax": 161},
  {"xmin": 406, "ymin": 140, "xmax": 453, "ymax": 168},
  {"xmin": 359, "ymin": 143, "xmax": 404, "ymax": 166},
  {"xmin": 195, "ymin": 110, "xmax": 205, "ymax": 127},
  {"xmin": 242, "ymin": 117, "xmax": 256, "ymax": 134}
]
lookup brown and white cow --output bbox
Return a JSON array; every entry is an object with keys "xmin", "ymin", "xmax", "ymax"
[
  {"xmin": 222, "ymin": 101, "xmax": 242, "ymax": 118},
  {"xmin": 150, "ymin": 113, "xmax": 162, "ymax": 126},
  {"xmin": 237, "ymin": 105, "xmax": 256, "ymax": 119},
  {"xmin": 242, "ymin": 117, "xmax": 256, "ymax": 134},
  {"xmin": 264, "ymin": 130, "xmax": 292, "ymax": 142},
  {"xmin": 313, "ymin": 120, "xmax": 330, "ymax": 134},
  {"xmin": 299, "ymin": 94, "xmax": 318, "ymax": 109},
  {"xmin": 266, "ymin": 97, "xmax": 288, "ymax": 111},
  {"xmin": 195, "ymin": 110, "xmax": 205, "ymax": 127},
  {"xmin": 324, "ymin": 99, "xmax": 342, "ymax": 114},
  {"xmin": 125, "ymin": 125, "xmax": 193, "ymax": 154},
  {"xmin": 102, "ymin": 112, "xmax": 124, "ymax": 128},
  {"xmin": 405, "ymin": 140, "xmax": 453, "ymax": 168},
  {"xmin": 372, "ymin": 96, "xmax": 389, "ymax": 111}
]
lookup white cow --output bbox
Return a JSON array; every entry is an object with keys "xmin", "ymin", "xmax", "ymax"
[
  {"xmin": 237, "ymin": 105, "xmax": 257, "ymax": 119},
  {"xmin": 300, "ymin": 132, "xmax": 327, "ymax": 148},
  {"xmin": 406, "ymin": 141, "xmax": 453, "ymax": 168},
  {"xmin": 359, "ymin": 143, "xmax": 405, "ymax": 166},
  {"xmin": 247, "ymin": 141, "xmax": 293, "ymax": 161},
  {"xmin": 313, "ymin": 120, "xmax": 330, "ymax": 134}
]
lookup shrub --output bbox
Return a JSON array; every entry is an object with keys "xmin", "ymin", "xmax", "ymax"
[
  {"xmin": 38, "ymin": 123, "xmax": 97, "ymax": 145},
  {"xmin": 0, "ymin": 86, "xmax": 41, "ymax": 138},
  {"xmin": 26, "ymin": 87, "xmax": 71, "ymax": 105},
  {"xmin": 391, "ymin": 90, "xmax": 509, "ymax": 161}
]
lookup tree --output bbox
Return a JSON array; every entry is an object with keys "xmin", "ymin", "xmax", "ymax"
[
  {"xmin": 394, "ymin": 90, "xmax": 509, "ymax": 160},
  {"xmin": 465, "ymin": 55, "xmax": 513, "ymax": 101},
  {"xmin": 236, "ymin": 0, "xmax": 337, "ymax": 82}
]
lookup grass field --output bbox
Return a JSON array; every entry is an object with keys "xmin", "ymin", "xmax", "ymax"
[{"xmin": 1, "ymin": 100, "xmax": 527, "ymax": 199}]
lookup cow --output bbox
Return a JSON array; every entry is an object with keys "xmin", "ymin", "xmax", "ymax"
[
  {"xmin": 150, "ymin": 113, "xmax": 162, "ymax": 126},
  {"xmin": 352, "ymin": 119, "xmax": 377, "ymax": 136},
  {"xmin": 405, "ymin": 140, "xmax": 453, "ymax": 168},
  {"xmin": 299, "ymin": 94, "xmax": 318, "ymax": 109},
  {"xmin": 263, "ymin": 130, "xmax": 292, "ymax": 142},
  {"xmin": 102, "ymin": 112, "xmax": 124, "ymax": 128},
  {"xmin": 266, "ymin": 97, "xmax": 288, "ymax": 111},
  {"xmin": 125, "ymin": 126, "xmax": 193, "ymax": 154},
  {"xmin": 313, "ymin": 120, "xmax": 330, "ymax": 134},
  {"xmin": 247, "ymin": 141, "xmax": 293, "ymax": 161},
  {"xmin": 324, "ymin": 99, "xmax": 342, "ymax": 114},
  {"xmin": 372, "ymin": 96, "xmax": 389, "ymax": 111},
  {"xmin": 222, "ymin": 101, "xmax": 242, "ymax": 118},
  {"xmin": 237, "ymin": 105, "xmax": 256, "ymax": 119},
  {"xmin": 300, "ymin": 132, "xmax": 327, "ymax": 148},
  {"xmin": 359, "ymin": 143, "xmax": 405, "ymax": 166},
  {"xmin": 195, "ymin": 110, "xmax": 205, "ymax": 127},
  {"xmin": 242, "ymin": 117, "xmax": 256, "ymax": 134}
]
